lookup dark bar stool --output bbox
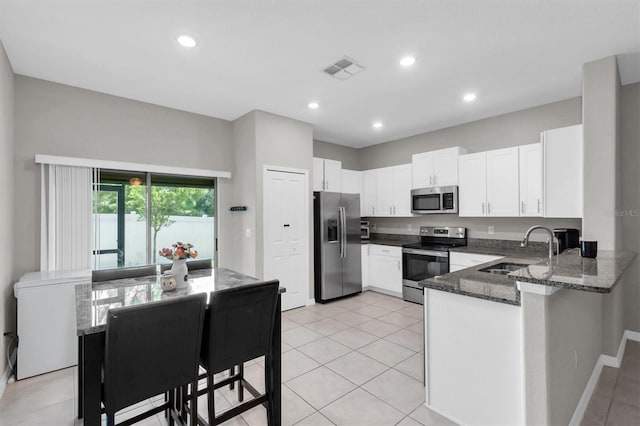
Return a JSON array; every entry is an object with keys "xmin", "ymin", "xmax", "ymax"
[
  {"xmin": 102, "ymin": 293, "xmax": 207, "ymax": 426},
  {"xmin": 191, "ymin": 280, "xmax": 280, "ymax": 426},
  {"xmin": 160, "ymin": 259, "xmax": 212, "ymax": 273},
  {"xmin": 92, "ymin": 265, "xmax": 157, "ymax": 282}
]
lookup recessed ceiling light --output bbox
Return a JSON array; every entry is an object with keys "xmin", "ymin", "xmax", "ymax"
[
  {"xmin": 372, "ymin": 121, "xmax": 383, "ymax": 129},
  {"xmin": 463, "ymin": 93, "xmax": 477, "ymax": 102},
  {"xmin": 308, "ymin": 102, "xmax": 319, "ymax": 109},
  {"xmin": 177, "ymin": 35, "xmax": 197, "ymax": 48},
  {"xmin": 400, "ymin": 56, "xmax": 416, "ymax": 67}
]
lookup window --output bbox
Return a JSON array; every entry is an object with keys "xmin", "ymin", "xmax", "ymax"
[{"xmin": 93, "ymin": 171, "xmax": 216, "ymax": 269}]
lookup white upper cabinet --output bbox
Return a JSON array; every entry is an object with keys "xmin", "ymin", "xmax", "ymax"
[
  {"xmin": 342, "ymin": 169, "xmax": 363, "ymax": 214},
  {"xmin": 392, "ymin": 164, "xmax": 412, "ymax": 216},
  {"xmin": 458, "ymin": 152, "xmax": 487, "ymax": 217},
  {"xmin": 313, "ymin": 157, "xmax": 342, "ymax": 192},
  {"xmin": 375, "ymin": 167, "xmax": 395, "ymax": 216},
  {"xmin": 362, "ymin": 170, "xmax": 377, "ymax": 217},
  {"xmin": 341, "ymin": 169, "xmax": 362, "ymax": 195},
  {"xmin": 362, "ymin": 165, "xmax": 412, "ymax": 217},
  {"xmin": 459, "ymin": 147, "xmax": 520, "ymax": 217},
  {"xmin": 519, "ymin": 143, "xmax": 543, "ymax": 216},
  {"xmin": 313, "ymin": 157, "xmax": 325, "ymax": 191},
  {"xmin": 542, "ymin": 124, "xmax": 583, "ymax": 218},
  {"xmin": 486, "ymin": 147, "xmax": 520, "ymax": 217},
  {"xmin": 412, "ymin": 147, "xmax": 467, "ymax": 188}
]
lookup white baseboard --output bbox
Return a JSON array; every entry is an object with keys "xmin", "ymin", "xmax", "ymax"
[
  {"xmin": 0, "ymin": 348, "xmax": 16, "ymax": 400},
  {"xmin": 306, "ymin": 298, "xmax": 316, "ymax": 306},
  {"xmin": 365, "ymin": 286, "xmax": 403, "ymax": 299},
  {"xmin": 569, "ymin": 329, "xmax": 640, "ymax": 425},
  {"xmin": 424, "ymin": 402, "xmax": 465, "ymax": 426}
]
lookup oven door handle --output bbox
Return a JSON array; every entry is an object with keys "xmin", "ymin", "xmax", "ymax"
[{"xmin": 401, "ymin": 248, "xmax": 449, "ymax": 258}]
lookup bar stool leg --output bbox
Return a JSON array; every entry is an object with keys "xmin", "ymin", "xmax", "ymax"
[
  {"xmin": 238, "ymin": 363, "xmax": 244, "ymax": 402},
  {"xmin": 229, "ymin": 367, "xmax": 235, "ymax": 390},
  {"xmin": 207, "ymin": 373, "xmax": 216, "ymax": 425}
]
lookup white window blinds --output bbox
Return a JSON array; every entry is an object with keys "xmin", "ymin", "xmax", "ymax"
[{"xmin": 40, "ymin": 164, "xmax": 93, "ymax": 271}]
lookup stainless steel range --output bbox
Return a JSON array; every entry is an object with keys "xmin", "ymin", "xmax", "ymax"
[{"xmin": 401, "ymin": 226, "xmax": 467, "ymax": 304}]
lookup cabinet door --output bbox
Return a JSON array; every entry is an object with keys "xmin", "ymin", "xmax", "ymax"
[
  {"xmin": 376, "ymin": 167, "xmax": 394, "ymax": 216},
  {"xmin": 392, "ymin": 164, "xmax": 412, "ymax": 216},
  {"xmin": 323, "ymin": 159, "xmax": 342, "ymax": 192},
  {"xmin": 313, "ymin": 157, "xmax": 325, "ymax": 191},
  {"xmin": 371, "ymin": 254, "xmax": 402, "ymax": 294},
  {"xmin": 362, "ymin": 170, "xmax": 378, "ymax": 216},
  {"xmin": 342, "ymin": 170, "xmax": 362, "ymax": 194},
  {"xmin": 411, "ymin": 152, "xmax": 434, "ymax": 188},
  {"xmin": 486, "ymin": 147, "xmax": 520, "ymax": 217},
  {"xmin": 361, "ymin": 245, "xmax": 370, "ymax": 287},
  {"xmin": 433, "ymin": 147, "xmax": 465, "ymax": 186},
  {"xmin": 543, "ymin": 125, "xmax": 583, "ymax": 218},
  {"xmin": 458, "ymin": 153, "xmax": 487, "ymax": 217},
  {"xmin": 519, "ymin": 143, "xmax": 542, "ymax": 216}
]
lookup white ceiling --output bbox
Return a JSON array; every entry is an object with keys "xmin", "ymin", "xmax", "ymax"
[{"xmin": 0, "ymin": 0, "xmax": 638, "ymax": 148}]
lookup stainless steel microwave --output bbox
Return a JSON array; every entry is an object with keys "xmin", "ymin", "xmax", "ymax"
[{"xmin": 411, "ymin": 186, "xmax": 459, "ymax": 214}]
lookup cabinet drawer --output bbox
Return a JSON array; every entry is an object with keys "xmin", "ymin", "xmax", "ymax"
[
  {"xmin": 449, "ymin": 252, "xmax": 504, "ymax": 268},
  {"xmin": 369, "ymin": 244, "xmax": 402, "ymax": 257}
]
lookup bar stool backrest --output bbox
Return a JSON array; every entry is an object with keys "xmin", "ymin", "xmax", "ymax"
[
  {"xmin": 159, "ymin": 259, "xmax": 212, "ymax": 274},
  {"xmin": 92, "ymin": 265, "xmax": 157, "ymax": 282},
  {"xmin": 103, "ymin": 293, "xmax": 207, "ymax": 414},
  {"xmin": 201, "ymin": 280, "xmax": 279, "ymax": 373}
]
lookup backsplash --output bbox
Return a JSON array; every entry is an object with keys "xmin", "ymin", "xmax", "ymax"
[{"xmin": 367, "ymin": 216, "xmax": 582, "ymax": 243}]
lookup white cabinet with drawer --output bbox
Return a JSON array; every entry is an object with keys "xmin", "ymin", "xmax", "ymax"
[
  {"xmin": 449, "ymin": 252, "xmax": 504, "ymax": 272},
  {"xmin": 369, "ymin": 244, "xmax": 403, "ymax": 295}
]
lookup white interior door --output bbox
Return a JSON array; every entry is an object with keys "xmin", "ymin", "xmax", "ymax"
[{"xmin": 264, "ymin": 168, "xmax": 308, "ymax": 311}]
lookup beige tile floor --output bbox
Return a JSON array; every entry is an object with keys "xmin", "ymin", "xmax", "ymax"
[
  {"xmin": 581, "ymin": 340, "xmax": 640, "ymax": 426},
  {"xmin": 0, "ymin": 291, "xmax": 457, "ymax": 426}
]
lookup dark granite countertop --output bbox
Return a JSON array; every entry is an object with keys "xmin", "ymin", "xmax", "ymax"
[
  {"xmin": 420, "ymin": 249, "xmax": 636, "ymax": 305},
  {"xmin": 509, "ymin": 249, "xmax": 637, "ymax": 293},
  {"xmin": 450, "ymin": 238, "xmax": 549, "ymax": 258},
  {"xmin": 75, "ymin": 268, "xmax": 283, "ymax": 335},
  {"xmin": 362, "ymin": 233, "xmax": 419, "ymax": 247},
  {"xmin": 419, "ymin": 256, "xmax": 541, "ymax": 306}
]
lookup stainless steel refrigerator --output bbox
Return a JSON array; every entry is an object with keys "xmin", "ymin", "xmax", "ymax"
[{"xmin": 314, "ymin": 191, "xmax": 362, "ymax": 303}]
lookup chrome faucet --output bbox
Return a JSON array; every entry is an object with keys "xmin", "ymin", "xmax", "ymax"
[{"xmin": 521, "ymin": 225, "xmax": 558, "ymax": 262}]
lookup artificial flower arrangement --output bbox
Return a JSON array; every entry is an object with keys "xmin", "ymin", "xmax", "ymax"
[{"xmin": 158, "ymin": 242, "xmax": 198, "ymax": 260}]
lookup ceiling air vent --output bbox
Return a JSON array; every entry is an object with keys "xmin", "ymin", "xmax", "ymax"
[{"xmin": 322, "ymin": 56, "xmax": 365, "ymax": 80}]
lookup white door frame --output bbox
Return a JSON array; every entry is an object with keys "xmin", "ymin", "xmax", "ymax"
[{"xmin": 262, "ymin": 165, "xmax": 310, "ymax": 309}]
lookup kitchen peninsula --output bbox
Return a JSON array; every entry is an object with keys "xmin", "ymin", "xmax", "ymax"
[{"xmin": 419, "ymin": 248, "xmax": 636, "ymax": 425}]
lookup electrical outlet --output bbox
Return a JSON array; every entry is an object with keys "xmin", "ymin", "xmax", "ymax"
[
  {"xmin": 488, "ymin": 226, "xmax": 495, "ymax": 235},
  {"xmin": 245, "ymin": 228, "xmax": 251, "ymax": 238}
]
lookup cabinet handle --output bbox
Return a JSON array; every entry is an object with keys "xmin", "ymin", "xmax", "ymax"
[
  {"xmin": 488, "ymin": 203, "xmax": 491, "ymax": 215},
  {"xmin": 390, "ymin": 206, "xmax": 393, "ymax": 215},
  {"xmin": 372, "ymin": 206, "xmax": 375, "ymax": 215},
  {"xmin": 326, "ymin": 180, "xmax": 329, "ymax": 190},
  {"xmin": 482, "ymin": 202, "xmax": 485, "ymax": 215},
  {"xmin": 433, "ymin": 175, "xmax": 437, "ymax": 185},
  {"xmin": 429, "ymin": 175, "xmax": 432, "ymax": 185},
  {"xmin": 521, "ymin": 201, "xmax": 525, "ymax": 215},
  {"xmin": 393, "ymin": 206, "xmax": 396, "ymax": 215},
  {"xmin": 397, "ymin": 260, "xmax": 401, "ymax": 271},
  {"xmin": 537, "ymin": 199, "xmax": 541, "ymax": 214}
]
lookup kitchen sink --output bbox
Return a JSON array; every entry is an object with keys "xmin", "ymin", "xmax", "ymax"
[{"xmin": 478, "ymin": 262, "xmax": 529, "ymax": 275}]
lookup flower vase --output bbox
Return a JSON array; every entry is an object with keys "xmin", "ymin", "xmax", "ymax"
[{"xmin": 170, "ymin": 259, "xmax": 189, "ymax": 288}]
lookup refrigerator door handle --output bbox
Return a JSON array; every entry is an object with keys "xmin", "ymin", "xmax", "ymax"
[{"xmin": 339, "ymin": 206, "xmax": 346, "ymax": 258}]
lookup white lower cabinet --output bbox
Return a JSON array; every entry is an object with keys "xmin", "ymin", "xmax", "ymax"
[
  {"xmin": 369, "ymin": 244, "xmax": 402, "ymax": 295},
  {"xmin": 361, "ymin": 244, "xmax": 370, "ymax": 287},
  {"xmin": 449, "ymin": 252, "xmax": 504, "ymax": 272}
]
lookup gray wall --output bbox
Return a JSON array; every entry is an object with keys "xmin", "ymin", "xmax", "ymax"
[
  {"xmin": 254, "ymin": 111, "xmax": 314, "ymax": 296},
  {"xmin": 313, "ymin": 139, "xmax": 361, "ymax": 170},
  {"xmin": 14, "ymin": 76, "xmax": 234, "ymax": 278},
  {"xmin": 0, "ymin": 40, "xmax": 15, "ymax": 378},
  {"xmin": 227, "ymin": 112, "xmax": 257, "ymax": 276},
  {"xmin": 582, "ymin": 56, "xmax": 621, "ymax": 250},
  {"xmin": 621, "ymin": 82, "xmax": 640, "ymax": 332},
  {"xmin": 357, "ymin": 97, "xmax": 584, "ymax": 240}
]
